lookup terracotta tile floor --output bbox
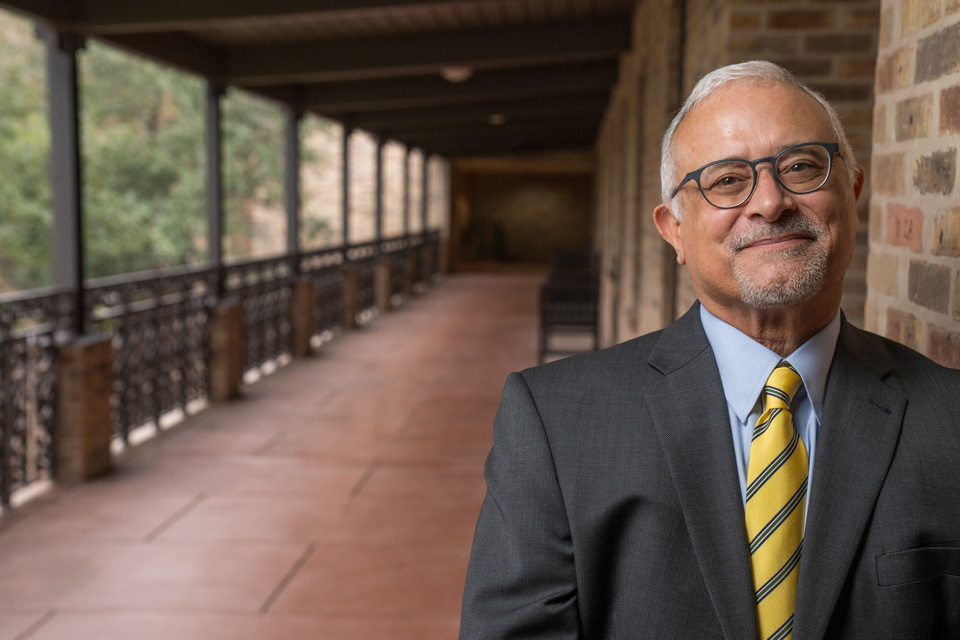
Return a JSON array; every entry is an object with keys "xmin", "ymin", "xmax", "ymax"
[{"xmin": 0, "ymin": 273, "xmax": 543, "ymax": 640}]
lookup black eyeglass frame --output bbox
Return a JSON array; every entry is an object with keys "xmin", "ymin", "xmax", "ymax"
[{"xmin": 668, "ymin": 142, "xmax": 842, "ymax": 209}]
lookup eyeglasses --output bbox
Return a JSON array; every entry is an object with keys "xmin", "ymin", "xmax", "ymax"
[{"xmin": 669, "ymin": 142, "xmax": 841, "ymax": 209}]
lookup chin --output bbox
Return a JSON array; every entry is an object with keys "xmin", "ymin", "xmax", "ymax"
[{"xmin": 733, "ymin": 249, "xmax": 828, "ymax": 310}]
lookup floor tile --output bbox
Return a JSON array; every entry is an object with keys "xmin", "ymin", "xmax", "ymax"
[
  {"xmin": 157, "ymin": 496, "xmax": 348, "ymax": 543},
  {"xmin": 59, "ymin": 541, "xmax": 309, "ymax": 612},
  {"xmin": 0, "ymin": 612, "xmax": 50, "ymax": 640},
  {"xmin": 25, "ymin": 612, "xmax": 460, "ymax": 640},
  {"xmin": 0, "ymin": 274, "xmax": 546, "ymax": 639},
  {"xmin": 270, "ymin": 542, "xmax": 470, "ymax": 617}
]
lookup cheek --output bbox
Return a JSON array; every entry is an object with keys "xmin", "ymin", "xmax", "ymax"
[{"xmin": 685, "ymin": 230, "xmax": 729, "ymax": 274}]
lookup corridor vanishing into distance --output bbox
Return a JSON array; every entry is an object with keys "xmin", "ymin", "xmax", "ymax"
[{"xmin": 0, "ymin": 274, "xmax": 541, "ymax": 640}]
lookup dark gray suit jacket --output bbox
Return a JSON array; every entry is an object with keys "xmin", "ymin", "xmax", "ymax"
[{"xmin": 460, "ymin": 304, "xmax": 960, "ymax": 639}]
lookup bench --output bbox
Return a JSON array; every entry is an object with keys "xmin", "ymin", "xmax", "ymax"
[{"xmin": 538, "ymin": 256, "xmax": 599, "ymax": 363}]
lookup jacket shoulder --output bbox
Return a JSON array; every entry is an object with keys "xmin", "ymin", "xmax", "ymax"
[
  {"xmin": 520, "ymin": 330, "xmax": 665, "ymax": 393},
  {"xmin": 843, "ymin": 323, "xmax": 958, "ymax": 374}
]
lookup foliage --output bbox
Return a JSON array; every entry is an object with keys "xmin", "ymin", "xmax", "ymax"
[
  {"xmin": 0, "ymin": 9, "xmax": 332, "ymax": 292},
  {"xmin": 221, "ymin": 88, "xmax": 284, "ymax": 260},
  {"xmin": 0, "ymin": 13, "xmax": 52, "ymax": 291},
  {"xmin": 81, "ymin": 41, "xmax": 207, "ymax": 279}
]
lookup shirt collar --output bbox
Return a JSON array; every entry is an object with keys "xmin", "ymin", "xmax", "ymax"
[{"xmin": 699, "ymin": 304, "xmax": 841, "ymax": 422}]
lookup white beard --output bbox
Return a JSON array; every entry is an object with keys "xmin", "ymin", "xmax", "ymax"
[{"xmin": 729, "ymin": 215, "xmax": 829, "ymax": 309}]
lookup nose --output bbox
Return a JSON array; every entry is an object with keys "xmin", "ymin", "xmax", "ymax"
[{"xmin": 746, "ymin": 163, "xmax": 794, "ymax": 221}]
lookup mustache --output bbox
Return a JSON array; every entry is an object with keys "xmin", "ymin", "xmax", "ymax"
[{"xmin": 729, "ymin": 215, "xmax": 824, "ymax": 252}]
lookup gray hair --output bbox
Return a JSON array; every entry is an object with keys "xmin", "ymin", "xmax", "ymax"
[{"xmin": 660, "ymin": 60, "xmax": 858, "ymax": 218}]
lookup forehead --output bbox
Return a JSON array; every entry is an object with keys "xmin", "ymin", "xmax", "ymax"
[{"xmin": 674, "ymin": 82, "xmax": 835, "ymax": 166}]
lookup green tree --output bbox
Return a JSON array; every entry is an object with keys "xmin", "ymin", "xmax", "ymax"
[
  {"xmin": 221, "ymin": 88, "xmax": 284, "ymax": 260},
  {"xmin": 81, "ymin": 41, "xmax": 206, "ymax": 278},
  {"xmin": 0, "ymin": 12, "xmax": 52, "ymax": 292},
  {"xmin": 0, "ymin": 9, "xmax": 331, "ymax": 291}
]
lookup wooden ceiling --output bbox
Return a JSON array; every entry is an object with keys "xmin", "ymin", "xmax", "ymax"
[{"xmin": 1, "ymin": 0, "xmax": 635, "ymax": 157}]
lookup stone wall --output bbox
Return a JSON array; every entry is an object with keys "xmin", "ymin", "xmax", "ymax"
[
  {"xmin": 594, "ymin": 0, "xmax": 881, "ymax": 346},
  {"xmin": 596, "ymin": 0, "xmax": 683, "ymax": 345},
  {"xmin": 448, "ymin": 153, "xmax": 594, "ymax": 270},
  {"xmin": 867, "ymin": 0, "xmax": 960, "ymax": 368}
]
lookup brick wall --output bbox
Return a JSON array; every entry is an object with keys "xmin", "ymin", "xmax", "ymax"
[
  {"xmin": 724, "ymin": 0, "xmax": 879, "ymax": 329},
  {"xmin": 594, "ymin": 0, "xmax": 880, "ymax": 346},
  {"xmin": 867, "ymin": 0, "xmax": 960, "ymax": 368}
]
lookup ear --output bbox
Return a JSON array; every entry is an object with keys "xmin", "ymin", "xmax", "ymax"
[
  {"xmin": 653, "ymin": 203, "xmax": 686, "ymax": 265},
  {"xmin": 852, "ymin": 165, "xmax": 866, "ymax": 201}
]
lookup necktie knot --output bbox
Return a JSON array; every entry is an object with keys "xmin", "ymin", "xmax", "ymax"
[{"xmin": 762, "ymin": 361, "xmax": 802, "ymax": 411}]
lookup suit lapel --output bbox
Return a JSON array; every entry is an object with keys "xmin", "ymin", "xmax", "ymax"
[
  {"xmin": 642, "ymin": 306, "xmax": 759, "ymax": 640},
  {"xmin": 793, "ymin": 321, "xmax": 906, "ymax": 640}
]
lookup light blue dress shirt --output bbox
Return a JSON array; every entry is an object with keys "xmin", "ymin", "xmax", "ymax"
[{"xmin": 699, "ymin": 304, "xmax": 841, "ymax": 508}]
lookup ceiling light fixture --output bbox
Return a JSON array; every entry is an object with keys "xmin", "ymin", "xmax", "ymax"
[
  {"xmin": 440, "ymin": 66, "xmax": 474, "ymax": 83},
  {"xmin": 487, "ymin": 113, "xmax": 507, "ymax": 126}
]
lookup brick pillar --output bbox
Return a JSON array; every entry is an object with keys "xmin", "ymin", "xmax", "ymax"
[
  {"xmin": 375, "ymin": 257, "xmax": 393, "ymax": 312},
  {"xmin": 57, "ymin": 334, "xmax": 113, "ymax": 482},
  {"xmin": 208, "ymin": 300, "xmax": 243, "ymax": 401},
  {"xmin": 341, "ymin": 266, "xmax": 361, "ymax": 330},
  {"xmin": 290, "ymin": 278, "xmax": 316, "ymax": 357},
  {"xmin": 867, "ymin": 1, "xmax": 960, "ymax": 368}
]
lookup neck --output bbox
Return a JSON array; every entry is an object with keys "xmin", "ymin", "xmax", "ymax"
[{"xmin": 702, "ymin": 295, "xmax": 840, "ymax": 357}]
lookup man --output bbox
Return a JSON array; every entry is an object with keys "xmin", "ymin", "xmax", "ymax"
[{"xmin": 459, "ymin": 61, "xmax": 960, "ymax": 640}]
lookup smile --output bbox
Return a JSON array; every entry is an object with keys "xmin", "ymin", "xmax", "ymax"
[{"xmin": 741, "ymin": 233, "xmax": 814, "ymax": 250}]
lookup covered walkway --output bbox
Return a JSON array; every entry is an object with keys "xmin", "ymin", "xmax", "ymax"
[{"xmin": 0, "ymin": 273, "xmax": 539, "ymax": 640}]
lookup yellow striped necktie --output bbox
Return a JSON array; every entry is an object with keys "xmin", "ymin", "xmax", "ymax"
[{"xmin": 745, "ymin": 361, "xmax": 808, "ymax": 640}]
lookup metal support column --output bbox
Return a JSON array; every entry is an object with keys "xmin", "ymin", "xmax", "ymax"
[
  {"xmin": 375, "ymin": 138, "xmax": 385, "ymax": 241},
  {"xmin": 421, "ymin": 153, "xmax": 430, "ymax": 232},
  {"xmin": 206, "ymin": 83, "xmax": 226, "ymax": 298},
  {"xmin": 402, "ymin": 147, "xmax": 411, "ymax": 236},
  {"xmin": 285, "ymin": 108, "xmax": 302, "ymax": 273},
  {"xmin": 341, "ymin": 127, "xmax": 352, "ymax": 247},
  {"xmin": 41, "ymin": 27, "xmax": 85, "ymax": 335}
]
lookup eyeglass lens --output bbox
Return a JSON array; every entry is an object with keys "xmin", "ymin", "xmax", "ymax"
[{"xmin": 700, "ymin": 144, "xmax": 832, "ymax": 208}]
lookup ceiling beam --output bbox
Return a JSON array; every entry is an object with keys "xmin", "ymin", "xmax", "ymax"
[
  {"xmin": 63, "ymin": 0, "xmax": 509, "ymax": 34},
  {"xmin": 349, "ymin": 93, "xmax": 610, "ymax": 133},
  {"xmin": 302, "ymin": 61, "xmax": 619, "ymax": 114},
  {"xmin": 399, "ymin": 117, "xmax": 600, "ymax": 148},
  {"xmin": 421, "ymin": 131, "xmax": 597, "ymax": 158},
  {"xmin": 0, "ymin": 0, "xmax": 76, "ymax": 24},
  {"xmin": 452, "ymin": 153, "xmax": 595, "ymax": 175},
  {"xmin": 101, "ymin": 33, "xmax": 227, "ymax": 79},
  {"xmin": 226, "ymin": 20, "xmax": 631, "ymax": 85}
]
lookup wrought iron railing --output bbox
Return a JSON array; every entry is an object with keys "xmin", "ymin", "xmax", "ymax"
[
  {"xmin": 86, "ymin": 266, "xmax": 215, "ymax": 444},
  {"xmin": 382, "ymin": 236, "xmax": 412, "ymax": 299},
  {"xmin": 0, "ymin": 231, "xmax": 442, "ymax": 503},
  {"xmin": 0, "ymin": 287, "xmax": 73, "ymax": 507},
  {"xmin": 346, "ymin": 241, "xmax": 379, "ymax": 321},
  {"xmin": 301, "ymin": 247, "xmax": 345, "ymax": 336},
  {"xmin": 410, "ymin": 232, "xmax": 428, "ymax": 287},
  {"xmin": 223, "ymin": 256, "xmax": 295, "ymax": 374}
]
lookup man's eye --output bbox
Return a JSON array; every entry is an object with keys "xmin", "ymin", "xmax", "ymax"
[
  {"xmin": 707, "ymin": 175, "xmax": 748, "ymax": 191},
  {"xmin": 786, "ymin": 161, "xmax": 816, "ymax": 173}
]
